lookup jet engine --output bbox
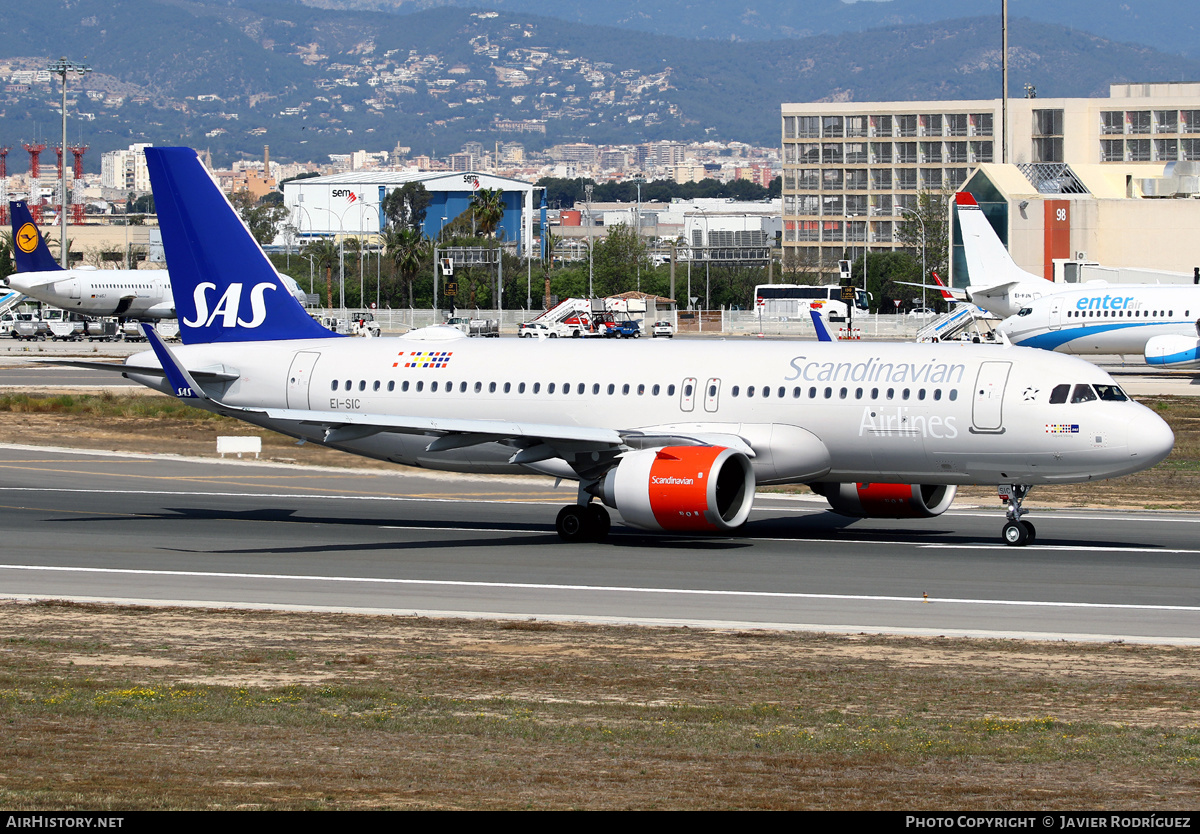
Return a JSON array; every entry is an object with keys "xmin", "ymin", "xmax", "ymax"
[
  {"xmin": 812, "ymin": 482, "xmax": 957, "ymax": 519},
  {"xmin": 599, "ymin": 446, "xmax": 755, "ymax": 532},
  {"xmin": 1145, "ymin": 334, "xmax": 1200, "ymax": 369}
]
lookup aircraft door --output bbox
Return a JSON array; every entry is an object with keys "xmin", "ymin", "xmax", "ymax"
[
  {"xmin": 970, "ymin": 361, "xmax": 1011, "ymax": 433},
  {"xmin": 679, "ymin": 377, "xmax": 697, "ymax": 412},
  {"xmin": 286, "ymin": 351, "xmax": 321, "ymax": 410},
  {"xmin": 703, "ymin": 378, "xmax": 721, "ymax": 412},
  {"xmin": 1049, "ymin": 297, "xmax": 1063, "ymax": 331}
]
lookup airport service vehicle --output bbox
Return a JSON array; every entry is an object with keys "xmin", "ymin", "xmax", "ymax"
[
  {"xmin": 601, "ymin": 319, "xmax": 641, "ymax": 338},
  {"xmin": 652, "ymin": 321, "xmax": 674, "ymax": 338},
  {"xmin": 445, "ymin": 317, "xmax": 499, "ymax": 338},
  {"xmin": 73, "ymin": 148, "xmax": 1174, "ymax": 549},
  {"xmin": 518, "ymin": 321, "xmax": 569, "ymax": 338},
  {"xmin": 7, "ymin": 200, "xmax": 309, "ymax": 319}
]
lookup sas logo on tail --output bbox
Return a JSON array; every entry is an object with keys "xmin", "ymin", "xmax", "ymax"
[{"xmin": 183, "ymin": 282, "xmax": 277, "ymax": 328}]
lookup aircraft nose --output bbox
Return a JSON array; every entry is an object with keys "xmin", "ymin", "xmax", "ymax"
[{"xmin": 1128, "ymin": 411, "xmax": 1174, "ymax": 469}]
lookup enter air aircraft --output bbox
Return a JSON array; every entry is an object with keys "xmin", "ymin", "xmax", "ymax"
[
  {"xmin": 7, "ymin": 200, "xmax": 307, "ymax": 319},
  {"xmin": 70, "ymin": 148, "xmax": 1174, "ymax": 547},
  {"xmin": 999, "ymin": 284, "xmax": 1200, "ymax": 369}
]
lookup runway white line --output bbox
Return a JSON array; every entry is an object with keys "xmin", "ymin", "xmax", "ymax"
[{"xmin": 2, "ymin": 564, "xmax": 1197, "ymax": 613}]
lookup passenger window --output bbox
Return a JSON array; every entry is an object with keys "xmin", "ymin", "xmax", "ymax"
[
  {"xmin": 793, "ymin": 387, "xmax": 801, "ymax": 398},
  {"xmin": 762, "ymin": 386, "xmax": 769, "ymax": 398},
  {"xmin": 416, "ymin": 381, "xmax": 423, "ymax": 392},
  {"xmin": 344, "ymin": 380, "xmax": 352, "ymax": 391},
  {"xmin": 331, "ymin": 381, "xmax": 337, "ymax": 391},
  {"xmin": 475, "ymin": 382, "xmax": 483, "ymax": 393},
  {"xmin": 387, "ymin": 381, "xmax": 395, "ymax": 392},
  {"xmin": 777, "ymin": 387, "xmax": 785, "ymax": 398},
  {"xmin": 667, "ymin": 385, "xmax": 676, "ymax": 396},
  {"xmin": 731, "ymin": 386, "xmax": 740, "ymax": 397},
  {"xmin": 1049, "ymin": 384, "xmax": 1070, "ymax": 404},
  {"xmin": 809, "ymin": 387, "xmax": 817, "ymax": 398},
  {"xmin": 824, "ymin": 387, "xmax": 832, "ymax": 398},
  {"xmin": 652, "ymin": 384, "xmax": 660, "ymax": 396},
  {"xmin": 747, "ymin": 386, "xmax": 755, "ymax": 398},
  {"xmin": 533, "ymin": 382, "xmax": 540, "ymax": 394},
  {"xmin": 548, "ymin": 383, "xmax": 556, "ymax": 394},
  {"xmin": 577, "ymin": 383, "xmax": 585, "ymax": 395},
  {"xmin": 593, "ymin": 384, "xmax": 600, "ymax": 395},
  {"xmin": 504, "ymin": 382, "xmax": 511, "ymax": 393},
  {"xmin": 622, "ymin": 384, "xmax": 630, "ymax": 395},
  {"xmin": 489, "ymin": 382, "xmax": 497, "ymax": 393},
  {"xmin": 607, "ymin": 384, "xmax": 615, "ymax": 395},
  {"xmin": 460, "ymin": 381, "xmax": 468, "ymax": 393},
  {"xmin": 431, "ymin": 381, "xmax": 439, "ymax": 392},
  {"xmin": 949, "ymin": 390, "xmax": 958, "ymax": 401},
  {"xmin": 638, "ymin": 384, "xmax": 646, "ymax": 396},
  {"xmin": 402, "ymin": 381, "xmax": 410, "ymax": 392},
  {"xmin": 839, "ymin": 387, "xmax": 847, "ymax": 399}
]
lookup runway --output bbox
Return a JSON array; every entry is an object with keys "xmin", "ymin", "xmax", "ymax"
[{"xmin": 1, "ymin": 444, "xmax": 1196, "ymax": 643}]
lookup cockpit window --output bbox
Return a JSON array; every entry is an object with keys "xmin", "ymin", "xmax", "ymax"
[
  {"xmin": 1094, "ymin": 384, "xmax": 1128, "ymax": 402},
  {"xmin": 1070, "ymin": 384, "xmax": 1098, "ymax": 404},
  {"xmin": 1017, "ymin": 307, "xmax": 1033, "ymax": 316},
  {"xmin": 1049, "ymin": 384, "xmax": 1070, "ymax": 404}
]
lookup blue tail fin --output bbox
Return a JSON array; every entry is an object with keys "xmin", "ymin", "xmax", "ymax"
[
  {"xmin": 10, "ymin": 202, "xmax": 62, "ymax": 273},
  {"xmin": 143, "ymin": 147, "xmax": 334, "ymax": 345},
  {"xmin": 809, "ymin": 309, "xmax": 834, "ymax": 342}
]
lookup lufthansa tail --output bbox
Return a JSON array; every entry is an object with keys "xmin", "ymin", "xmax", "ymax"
[
  {"xmin": 10, "ymin": 201, "xmax": 62, "ymax": 273},
  {"xmin": 144, "ymin": 147, "xmax": 334, "ymax": 345}
]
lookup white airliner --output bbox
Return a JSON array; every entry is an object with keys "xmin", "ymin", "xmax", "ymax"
[
  {"xmin": 7, "ymin": 200, "xmax": 308, "ymax": 319},
  {"xmin": 916, "ymin": 192, "xmax": 1066, "ymax": 318},
  {"xmin": 69, "ymin": 148, "xmax": 1175, "ymax": 548},
  {"xmin": 998, "ymin": 284, "xmax": 1200, "ymax": 368}
]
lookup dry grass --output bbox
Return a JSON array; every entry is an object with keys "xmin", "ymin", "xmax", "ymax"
[
  {"xmin": 2, "ymin": 395, "xmax": 1199, "ymax": 808},
  {"xmin": 1, "ymin": 601, "xmax": 1198, "ymax": 810}
]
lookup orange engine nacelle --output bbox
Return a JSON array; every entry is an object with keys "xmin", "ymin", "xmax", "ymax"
[
  {"xmin": 599, "ymin": 446, "xmax": 755, "ymax": 532},
  {"xmin": 812, "ymin": 482, "xmax": 957, "ymax": 519}
]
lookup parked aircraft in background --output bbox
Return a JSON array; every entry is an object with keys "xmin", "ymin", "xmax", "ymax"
[
  {"xmin": 999, "ymin": 284, "xmax": 1200, "ymax": 368},
  {"xmin": 6, "ymin": 200, "xmax": 308, "ymax": 319},
  {"xmin": 69, "ymin": 148, "xmax": 1174, "ymax": 548}
]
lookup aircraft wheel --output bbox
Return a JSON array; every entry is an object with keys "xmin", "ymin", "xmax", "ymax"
[
  {"xmin": 1021, "ymin": 520, "xmax": 1036, "ymax": 544},
  {"xmin": 587, "ymin": 504, "xmax": 611, "ymax": 542},
  {"xmin": 1002, "ymin": 520, "xmax": 1029, "ymax": 547},
  {"xmin": 556, "ymin": 505, "xmax": 591, "ymax": 543}
]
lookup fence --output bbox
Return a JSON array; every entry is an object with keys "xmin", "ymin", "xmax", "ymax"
[{"xmin": 328, "ymin": 307, "xmax": 935, "ymax": 341}]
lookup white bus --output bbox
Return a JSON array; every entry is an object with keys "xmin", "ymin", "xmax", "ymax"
[{"xmin": 753, "ymin": 284, "xmax": 871, "ymax": 321}]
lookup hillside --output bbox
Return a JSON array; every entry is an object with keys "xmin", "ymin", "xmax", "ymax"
[{"xmin": 3, "ymin": 2, "xmax": 1199, "ymax": 167}]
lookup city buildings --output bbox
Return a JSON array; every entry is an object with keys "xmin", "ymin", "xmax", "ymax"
[{"xmin": 781, "ymin": 82, "xmax": 1200, "ymax": 284}]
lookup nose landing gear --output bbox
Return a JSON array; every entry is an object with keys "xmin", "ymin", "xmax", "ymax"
[{"xmin": 999, "ymin": 484, "xmax": 1035, "ymax": 546}]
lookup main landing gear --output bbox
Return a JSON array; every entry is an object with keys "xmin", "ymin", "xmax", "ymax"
[
  {"xmin": 555, "ymin": 502, "xmax": 611, "ymax": 543},
  {"xmin": 999, "ymin": 484, "xmax": 1035, "ymax": 546}
]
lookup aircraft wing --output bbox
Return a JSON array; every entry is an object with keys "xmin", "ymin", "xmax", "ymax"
[{"xmin": 132, "ymin": 324, "xmax": 753, "ymax": 478}]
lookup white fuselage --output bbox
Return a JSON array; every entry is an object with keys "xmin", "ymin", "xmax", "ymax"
[
  {"xmin": 998, "ymin": 285, "xmax": 1200, "ymax": 355},
  {"xmin": 123, "ymin": 337, "xmax": 1171, "ymax": 487},
  {"xmin": 8, "ymin": 268, "xmax": 175, "ymax": 319},
  {"xmin": 8, "ymin": 268, "xmax": 309, "ymax": 320}
]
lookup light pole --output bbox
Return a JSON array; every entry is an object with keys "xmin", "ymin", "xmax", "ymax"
[
  {"xmin": 629, "ymin": 177, "xmax": 646, "ymax": 292},
  {"xmin": 901, "ymin": 207, "xmax": 927, "ymax": 311},
  {"xmin": 585, "ymin": 183, "xmax": 594, "ymax": 298},
  {"xmin": 48, "ymin": 57, "xmax": 91, "ymax": 269},
  {"xmin": 315, "ymin": 203, "xmax": 359, "ymax": 315}
]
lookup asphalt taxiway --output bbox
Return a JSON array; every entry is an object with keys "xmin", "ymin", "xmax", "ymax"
[{"xmin": 1, "ymin": 444, "xmax": 1196, "ymax": 643}]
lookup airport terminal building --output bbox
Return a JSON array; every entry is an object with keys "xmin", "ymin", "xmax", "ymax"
[
  {"xmin": 781, "ymin": 82, "xmax": 1200, "ymax": 285},
  {"xmin": 283, "ymin": 170, "xmax": 536, "ymax": 257}
]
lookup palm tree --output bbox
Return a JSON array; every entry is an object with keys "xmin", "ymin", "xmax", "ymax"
[
  {"xmin": 384, "ymin": 227, "xmax": 428, "ymax": 309},
  {"xmin": 470, "ymin": 188, "xmax": 505, "ymax": 238},
  {"xmin": 302, "ymin": 237, "xmax": 339, "ymax": 310}
]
